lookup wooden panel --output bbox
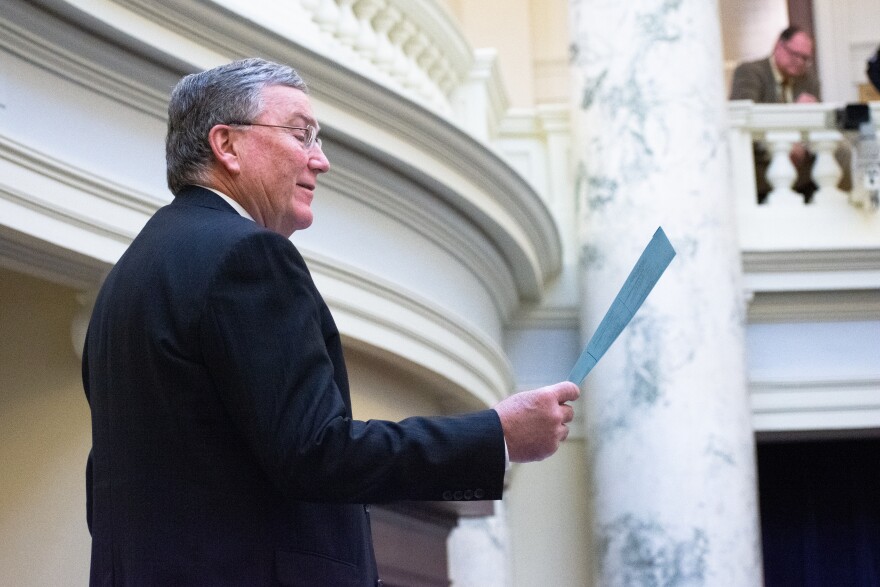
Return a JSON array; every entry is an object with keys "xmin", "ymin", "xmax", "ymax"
[
  {"xmin": 787, "ymin": 0, "xmax": 816, "ymax": 38},
  {"xmin": 859, "ymin": 82, "xmax": 880, "ymax": 102},
  {"xmin": 371, "ymin": 502, "xmax": 458, "ymax": 587}
]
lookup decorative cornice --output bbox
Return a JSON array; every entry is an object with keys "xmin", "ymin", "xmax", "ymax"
[
  {"xmin": 321, "ymin": 140, "xmax": 519, "ymax": 320},
  {"xmin": 0, "ymin": 0, "xmax": 173, "ymax": 120},
  {"xmin": 0, "ymin": 224, "xmax": 110, "ymax": 290},
  {"xmin": 0, "ymin": 133, "xmax": 165, "ymax": 286},
  {"xmin": 508, "ymin": 304, "xmax": 580, "ymax": 329},
  {"xmin": 303, "ymin": 249, "xmax": 515, "ymax": 407},
  {"xmin": 742, "ymin": 249, "xmax": 880, "ymax": 273},
  {"xmin": 751, "ymin": 377, "xmax": 880, "ymax": 434},
  {"xmin": 748, "ymin": 289, "xmax": 880, "ymax": 323},
  {"xmin": 0, "ymin": 134, "xmax": 167, "ymax": 219}
]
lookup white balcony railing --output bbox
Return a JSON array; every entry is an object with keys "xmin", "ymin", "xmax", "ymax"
[
  {"xmin": 207, "ymin": 0, "xmax": 479, "ymax": 120},
  {"xmin": 729, "ymin": 100, "xmax": 880, "ymax": 253},
  {"xmin": 195, "ymin": 0, "xmax": 511, "ymax": 143}
]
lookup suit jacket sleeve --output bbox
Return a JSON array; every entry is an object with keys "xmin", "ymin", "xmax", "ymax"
[
  {"xmin": 730, "ymin": 58, "xmax": 822, "ymax": 103},
  {"xmin": 199, "ymin": 229, "xmax": 505, "ymax": 503},
  {"xmin": 730, "ymin": 59, "xmax": 775, "ymax": 102}
]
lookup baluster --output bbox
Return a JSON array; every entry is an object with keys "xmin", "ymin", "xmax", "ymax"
[
  {"xmin": 419, "ymin": 44, "xmax": 443, "ymax": 95},
  {"xmin": 335, "ymin": 0, "xmax": 359, "ymax": 46},
  {"xmin": 416, "ymin": 45, "xmax": 442, "ymax": 100},
  {"xmin": 403, "ymin": 32, "xmax": 429, "ymax": 89},
  {"xmin": 313, "ymin": 0, "xmax": 341, "ymax": 34},
  {"xmin": 372, "ymin": 4, "xmax": 400, "ymax": 74},
  {"xmin": 809, "ymin": 130, "xmax": 846, "ymax": 206},
  {"xmin": 764, "ymin": 131, "xmax": 802, "ymax": 205},
  {"xmin": 299, "ymin": 0, "xmax": 320, "ymax": 18},
  {"xmin": 436, "ymin": 59, "xmax": 459, "ymax": 97},
  {"xmin": 353, "ymin": 0, "xmax": 382, "ymax": 58},
  {"xmin": 388, "ymin": 19, "xmax": 417, "ymax": 83},
  {"xmin": 429, "ymin": 57, "xmax": 452, "ymax": 96}
]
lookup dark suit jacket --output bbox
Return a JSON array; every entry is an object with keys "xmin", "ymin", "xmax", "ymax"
[
  {"xmin": 729, "ymin": 57, "xmax": 821, "ymax": 103},
  {"xmin": 83, "ymin": 186, "xmax": 505, "ymax": 586}
]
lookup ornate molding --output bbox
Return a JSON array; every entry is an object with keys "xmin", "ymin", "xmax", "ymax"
[
  {"xmin": 304, "ymin": 250, "xmax": 515, "ymax": 408},
  {"xmin": 748, "ymin": 289, "xmax": 880, "ymax": 323},
  {"xmin": 0, "ymin": 133, "xmax": 166, "ymax": 218},
  {"xmin": 743, "ymin": 248, "xmax": 880, "ymax": 273},
  {"xmin": 0, "ymin": 224, "xmax": 109, "ymax": 290},
  {"xmin": 0, "ymin": 133, "xmax": 162, "ymax": 285},
  {"xmin": 751, "ymin": 377, "xmax": 880, "ymax": 433},
  {"xmin": 0, "ymin": 0, "xmax": 173, "ymax": 120},
  {"xmin": 321, "ymin": 139, "xmax": 519, "ymax": 320}
]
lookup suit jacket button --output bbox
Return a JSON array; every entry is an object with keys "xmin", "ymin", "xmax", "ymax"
[
  {"xmin": 474, "ymin": 488, "xmax": 485, "ymax": 499},
  {"xmin": 453, "ymin": 491, "xmax": 463, "ymax": 500},
  {"xmin": 442, "ymin": 491, "xmax": 453, "ymax": 500},
  {"xmin": 464, "ymin": 490, "xmax": 473, "ymax": 500}
]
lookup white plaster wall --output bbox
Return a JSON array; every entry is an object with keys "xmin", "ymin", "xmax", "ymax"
[
  {"xmin": 0, "ymin": 46, "xmax": 168, "ymax": 199},
  {"xmin": 718, "ymin": 0, "xmax": 789, "ymax": 92},
  {"xmin": 505, "ymin": 439, "xmax": 590, "ymax": 587},
  {"xmin": 747, "ymin": 320, "xmax": 880, "ymax": 381},
  {"xmin": 0, "ymin": 268, "xmax": 92, "ymax": 586},
  {"xmin": 346, "ymin": 348, "xmax": 455, "ymax": 420},
  {"xmin": 719, "ymin": 0, "xmax": 789, "ymax": 63},
  {"xmin": 814, "ymin": 0, "xmax": 880, "ymax": 102},
  {"xmin": 505, "ymin": 325, "xmax": 581, "ymax": 389},
  {"xmin": 446, "ymin": 0, "xmax": 536, "ymax": 108},
  {"xmin": 529, "ymin": 0, "xmax": 571, "ymax": 105}
]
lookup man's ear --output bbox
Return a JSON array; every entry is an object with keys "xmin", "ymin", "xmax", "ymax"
[{"xmin": 208, "ymin": 124, "xmax": 241, "ymax": 175}]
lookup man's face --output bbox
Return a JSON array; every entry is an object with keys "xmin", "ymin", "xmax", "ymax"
[
  {"xmin": 773, "ymin": 32, "xmax": 814, "ymax": 79},
  {"xmin": 230, "ymin": 85, "xmax": 330, "ymax": 236}
]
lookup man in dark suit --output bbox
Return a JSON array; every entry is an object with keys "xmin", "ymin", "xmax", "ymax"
[
  {"xmin": 82, "ymin": 58, "xmax": 579, "ymax": 586},
  {"xmin": 730, "ymin": 26, "xmax": 824, "ymax": 201}
]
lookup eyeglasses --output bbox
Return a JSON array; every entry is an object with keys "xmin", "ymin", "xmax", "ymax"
[
  {"xmin": 226, "ymin": 122, "xmax": 322, "ymax": 149},
  {"xmin": 781, "ymin": 42, "xmax": 813, "ymax": 65}
]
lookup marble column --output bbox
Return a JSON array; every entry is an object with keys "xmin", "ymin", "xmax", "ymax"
[
  {"xmin": 569, "ymin": 1, "xmax": 763, "ymax": 585},
  {"xmin": 447, "ymin": 506, "xmax": 509, "ymax": 587}
]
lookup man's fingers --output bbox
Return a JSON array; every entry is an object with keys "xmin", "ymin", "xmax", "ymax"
[
  {"xmin": 553, "ymin": 382, "xmax": 580, "ymax": 404},
  {"xmin": 560, "ymin": 403, "xmax": 575, "ymax": 424},
  {"xmin": 559, "ymin": 425, "xmax": 570, "ymax": 442}
]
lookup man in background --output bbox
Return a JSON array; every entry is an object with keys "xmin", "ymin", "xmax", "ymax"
[
  {"xmin": 730, "ymin": 26, "xmax": 823, "ymax": 201},
  {"xmin": 730, "ymin": 26, "xmax": 820, "ymax": 105}
]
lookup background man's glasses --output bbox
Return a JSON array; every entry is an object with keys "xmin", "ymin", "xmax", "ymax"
[
  {"xmin": 226, "ymin": 122, "xmax": 322, "ymax": 149},
  {"xmin": 782, "ymin": 42, "xmax": 813, "ymax": 65}
]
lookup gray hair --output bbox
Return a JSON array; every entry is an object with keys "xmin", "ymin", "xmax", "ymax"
[{"xmin": 165, "ymin": 58, "xmax": 308, "ymax": 194}]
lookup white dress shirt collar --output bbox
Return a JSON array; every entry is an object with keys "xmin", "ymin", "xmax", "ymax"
[{"xmin": 198, "ymin": 186, "xmax": 255, "ymax": 222}]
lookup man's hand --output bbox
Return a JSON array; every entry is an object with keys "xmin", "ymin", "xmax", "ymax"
[
  {"xmin": 795, "ymin": 92, "xmax": 818, "ymax": 103},
  {"xmin": 790, "ymin": 142, "xmax": 809, "ymax": 166},
  {"xmin": 494, "ymin": 382, "xmax": 580, "ymax": 463}
]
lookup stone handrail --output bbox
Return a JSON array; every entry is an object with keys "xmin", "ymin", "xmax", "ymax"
[
  {"xmin": 291, "ymin": 0, "xmax": 474, "ymax": 118},
  {"xmin": 728, "ymin": 100, "xmax": 880, "ymax": 251},
  {"xmin": 728, "ymin": 100, "xmax": 880, "ymax": 208}
]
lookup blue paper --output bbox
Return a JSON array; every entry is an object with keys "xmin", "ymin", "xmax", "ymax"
[{"xmin": 568, "ymin": 227, "xmax": 676, "ymax": 385}]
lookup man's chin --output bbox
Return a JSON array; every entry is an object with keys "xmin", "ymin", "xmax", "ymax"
[{"xmin": 287, "ymin": 211, "xmax": 314, "ymax": 235}]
